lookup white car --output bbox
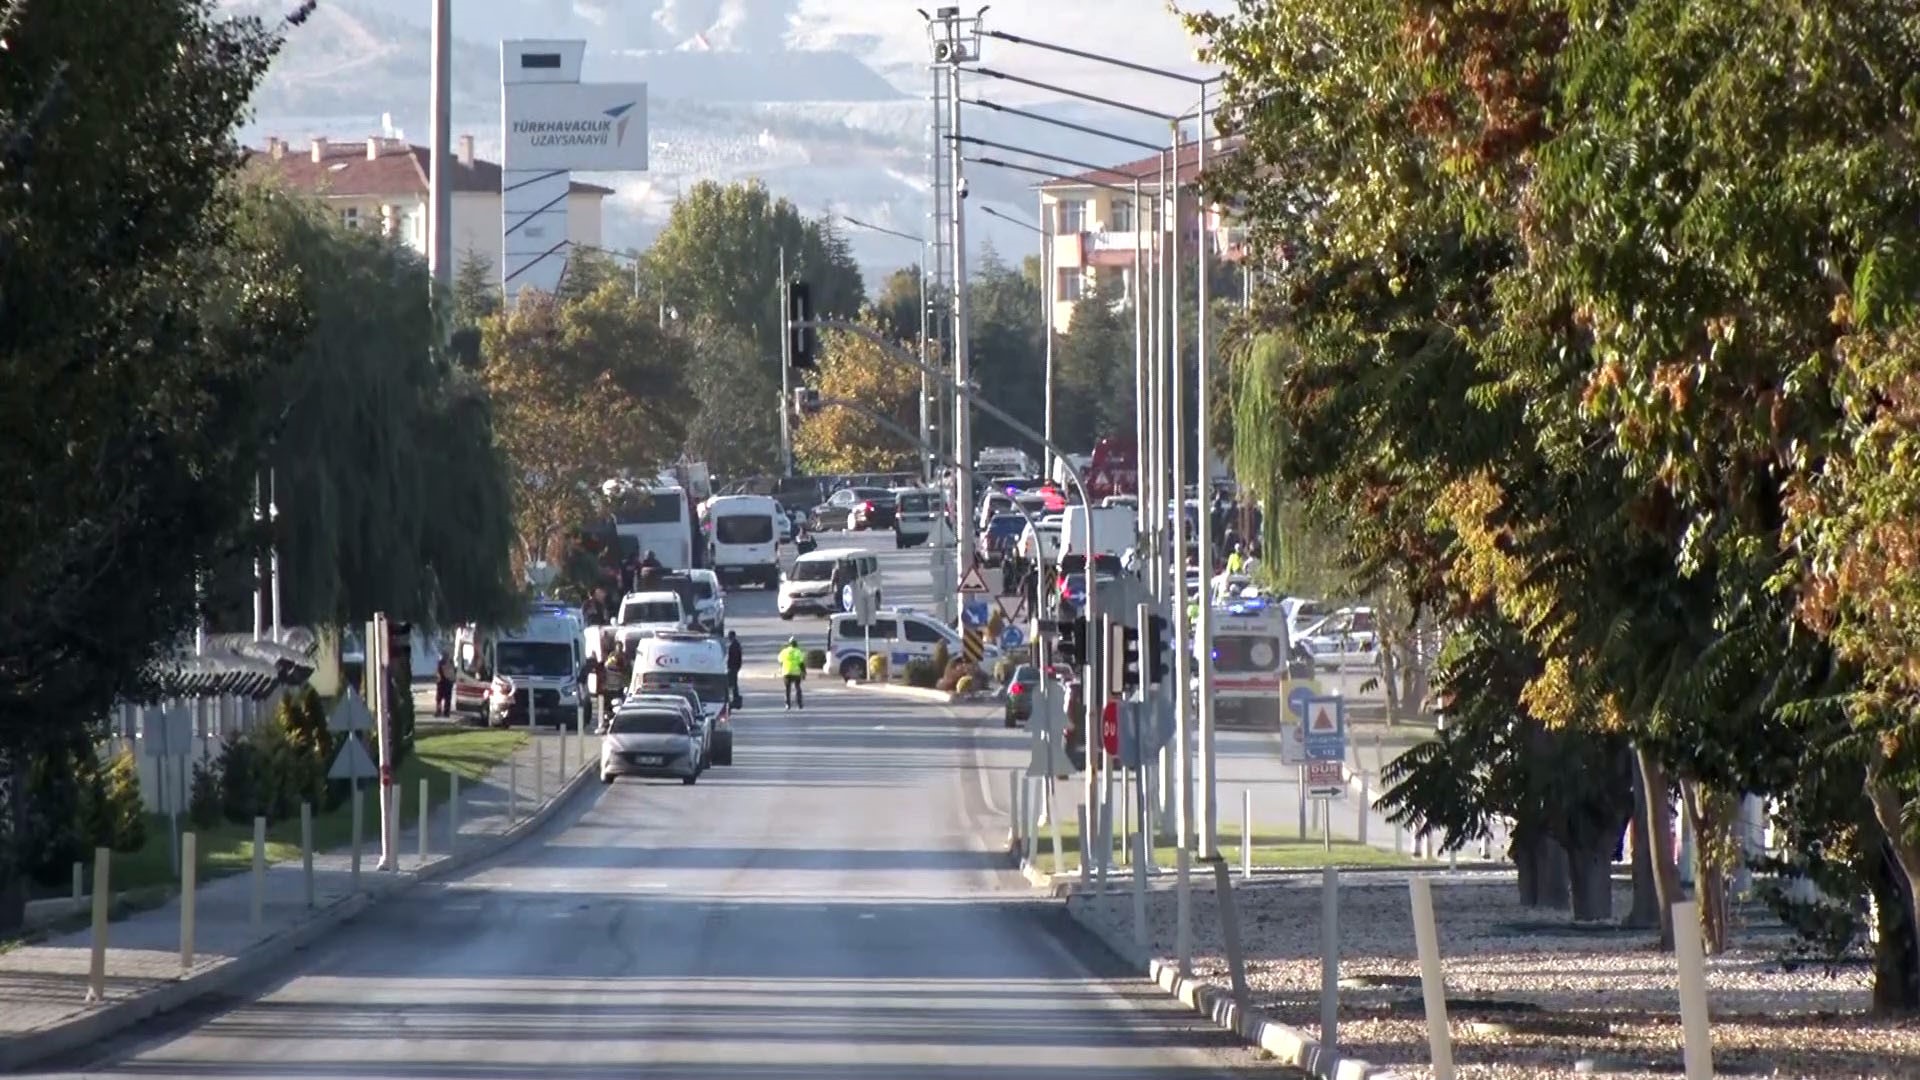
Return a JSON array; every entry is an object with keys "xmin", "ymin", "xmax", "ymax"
[
  {"xmin": 685, "ymin": 568, "xmax": 726, "ymax": 633},
  {"xmin": 614, "ymin": 590, "xmax": 690, "ymax": 649},
  {"xmin": 599, "ymin": 704, "xmax": 703, "ymax": 785},
  {"xmin": 1296, "ymin": 606, "xmax": 1378, "ymax": 669},
  {"xmin": 890, "ymin": 487, "xmax": 941, "ymax": 549}
]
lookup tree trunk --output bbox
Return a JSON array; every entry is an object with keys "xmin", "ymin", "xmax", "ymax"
[
  {"xmin": 1865, "ymin": 757, "xmax": 1920, "ymax": 1007},
  {"xmin": 1513, "ymin": 825, "xmax": 1571, "ymax": 910},
  {"xmin": 1634, "ymin": 745, "xmax": 1681, "ymax": 950},
  {"xmin": 0, "ymin": 750, "xmax": 24, "ymax": 935},
  {"xmin": 1864, "ymin": 823, "xmax": 1920, "ymax": 1016},
  {"xmin": 1378, "ymin": 630, "xmax": 1402, "ymax": 726},
  {"xmin": 1625, "ymin": 764, "xmax": 1661, "ymax": 929},
  {"xmin": 1567, "ymin": 832, "xmax": 1616, "ymax": 922},
  {"xmin": 1681, "ymin": 780, "xmax": 1732, "ymax": 953}
]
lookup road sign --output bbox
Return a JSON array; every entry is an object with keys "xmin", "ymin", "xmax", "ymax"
[
  {"xmin": 1304, "ymin": 695, "xmax": 1346, "ymax": 761},
  {"xmin": 853, "ymin": 586, "xmax": 877, "ymax": 624},
  {"xmin": 328, "ymin": 733, "xmax": 378, "ymax": 781},
  {"xmin": 1101, "ymin": 699, "xmax": 1119, "ymax": 757},
  {"xmin": 1120, "ymin": 686, "xmax": 1175, "ymax": 768},
  {"xmin": 138, "ymin": 706, "xmax": 192, "ymax": 758},
  {"xmin": 999, "ymin": 626, "xmax": 1026, "ymax": 649},
  {"xmin": 1278, "ymin": 718, "xmax": 1309, "ymax": 766},
  {"xmin": 327, "ymin": 689, "xmax": 374, "ymax": 734},
  {"xmin": 959, "ymin": 563, "xmax": 992, "ymax": 595},
  {"xmin": 994, "ymin": 593, "xmax": 1028, "ymax": 625},
  {"xmin": 1306, "ymin": 759, "xmax": 1346, "ymax": 799},
  {"xmin": 962, "ymin": 600, "xmax": 990, "ymax": 627},
  {"xmin": 1027, "ymin": 684, "xmax": 1070, "ymax": 778}
]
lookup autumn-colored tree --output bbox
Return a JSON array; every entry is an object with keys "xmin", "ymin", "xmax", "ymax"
[
  {"xmin": 792, "ymin": 323, "xmax": 927, "ymax": 475},
  {"xmin": 482, "ymin": 284, "xmax": 692, "ymax": 575}
]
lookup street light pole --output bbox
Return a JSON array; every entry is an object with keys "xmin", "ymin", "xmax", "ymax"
[
  {"xmin": 427, "ymin": 0, "xmax": 452, "ymax": 291},
  {"xmin": 1194, "ymin": 85, "xmax": 1217, "ymax": 861}
]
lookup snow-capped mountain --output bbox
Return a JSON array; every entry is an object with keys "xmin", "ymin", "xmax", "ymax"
[{"xmin": 223, "ymin": 0, "xmax": 1219, "ymax": 283}]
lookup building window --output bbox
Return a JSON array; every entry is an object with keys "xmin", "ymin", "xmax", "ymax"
[
  {"xmin": 1057, "ymin": 199, "xmax": 1086, "ymax": 234},
  {"xmin": 341, "ymin": 206, "xmax": 361, "ymax": 230},
  {"xmin": 1057, "ymin": 267, "xmax": 1087, "ymax": 301},
  {"xmin": 1110, "ymin": 199, "xmax": 1135, "ymax": 232}
]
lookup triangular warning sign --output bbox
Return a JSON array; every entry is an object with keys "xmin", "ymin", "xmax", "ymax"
[
  {"xmin": 959, "ymin": 563, "xmax": 992, "ymax": 594},
  {"xmin": 1309, "ymin": 702, "xmax": 1340, "ymax": 735},
  {"xmin": 995, "ymin": 593, "xmax": 1028, "ymax": 624},
  {"xmin": 327, "ymin": 733, "xmax": 378, "ymax": 781}
]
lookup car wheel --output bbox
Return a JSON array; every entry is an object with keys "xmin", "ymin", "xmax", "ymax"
[
  {"xmin": 682, "ymin": 773, "xmax": 698, "ymax": 786},
  {"xmin": 600, "ymin": 773, "xmax": 615, "ymax": 785},
  {"xmin": 714, "ymin": 734, "xmax": 733, "ymax": 766},
  {"xmin": 780, "ymin": 610, "xmax": 794, "ymax": 621},
  {"xmin": 1004, "ymin": 710, "xmax": 1016, "ymax": 729},
  {"xmin": 839, "ymin": 657, "xmax": 866, "ymax": 681}
]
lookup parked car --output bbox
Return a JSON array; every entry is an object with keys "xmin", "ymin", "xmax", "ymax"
[
  {"xmin": 1004, "ymin": 664, "xmax": 1039, "ymax": 728},
  {"xmin": 891, "ymin": 487, "xmax": 941, "ymax": 548},
  {"xmin": 1294, "ymin": 606, "xmax": 1378, "ymax": 669},
  {"xmin": 811, "ymin": 486, "xmax": 897, "ymax": 531}
]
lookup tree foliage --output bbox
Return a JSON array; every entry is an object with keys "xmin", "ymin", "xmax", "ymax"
[
  {"xmin": 1190, "ymin": 0, "xmax": 1920, "ymax": 1002},
  {"xmin": 793, "ymin": 322, "xmax": 927, "ymax": 475},
  {"xmin": 680, "ymin": 316, "xmax": 783, "ymax": 478},
  {"xmin": 0, "ymin": 0, "xmax": 308, "ymax": 925},
  {"xmin": 482, "ymin": 285, "xmax": 692, "ymax": 572}
]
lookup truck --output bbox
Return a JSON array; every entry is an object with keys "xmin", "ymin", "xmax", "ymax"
[
  {"xmin": 975, "ymin": 446, "xmax": 1035, "ymax": 481},
  {"xmin": 1059, "ymin": 504, "xmax": 1136, "ymax": 576},
  {"xmin": 1086, "ymin": 436, "xmax": 1137, "ymax": 501}
]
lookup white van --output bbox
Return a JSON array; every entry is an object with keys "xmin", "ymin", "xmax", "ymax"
[
  {"xmin": 453, "ymin": 603, "xmax": 585, "ymax": 728},
  {"xmin": 630, "ymin": 630, "xmax": 733, "ymax": 765},
  {"xmin": 827, "ymin": 607, "xmax": 998, "ymax": 681},
  {"xmin": 890, "ymin": 487, "xmax": 941, "ymax": 549},
  {"xmin": 704, "ymin": 494, "xmax": 782, "ymax": 588},
  {"xmin": 613, "ymin": 590, "xmax": 690, "ymax": 649},
  {"xmin": 778, "ymin": 548, "xmax": 883, "ymax": 619}
]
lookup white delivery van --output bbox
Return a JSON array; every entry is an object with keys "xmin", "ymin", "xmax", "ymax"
[
  {"xmin": 453, "ymin": 603, "xmax": 585, "ymax": 728},
  {"xmin": 704, "ymin": 494, "xmax": 782, "ymax": 588},
  {"xmin": 631, "ymin": 630, "xmax": 733, "ymax": 765},
  {"xmin": 779, "ymin": 548, "xmax": 882, "ymax": 619},
  {"xmin": 891, "ymin": 487, "xmax": 941, "ymax": 549}
]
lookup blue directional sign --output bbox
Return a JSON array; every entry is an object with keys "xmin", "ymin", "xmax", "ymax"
[
  {"xmin": 1287, "ymin": 684, "xmax": 1318, "ymax": 722},
  {"xmin": 1303, "ymin": 695, "xmax": 1347, "ymax": 762},
  {"xmin": 962, "ymin": 600, "xmax": 991, "ymax": 627},
  {"xmin": 999, "ymin": 626, "xmax": 1026, "ymax": 649}
]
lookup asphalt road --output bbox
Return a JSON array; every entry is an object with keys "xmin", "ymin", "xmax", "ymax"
[{"xmin": 48, "ymin": 534, "xmax": 1267, "ymax": 1079}]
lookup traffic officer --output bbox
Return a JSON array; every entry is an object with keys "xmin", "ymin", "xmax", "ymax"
[{"xmin": 778, "ymin": 635, "xmax": 808, "ymax": 710}]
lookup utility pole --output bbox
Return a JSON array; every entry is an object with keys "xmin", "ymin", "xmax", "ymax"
[
  {"xmin": 427, "ymin": 0, "xmax": 453, "ymax": 290},
  {"xmin": 1194, "ymin": 86, "xmax": 1217, "ymax": 860},
  {"xmin": 778, "ymin": 245, "xmax": 794, "ymax": 478}
]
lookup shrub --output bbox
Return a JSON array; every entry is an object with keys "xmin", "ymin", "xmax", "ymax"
[
  {"xmin": 902, "ymin": 658, "xmax": 941, "ymax": 689},
  {"xmin": 217, "ymin": 729, "xmax": 261, "ymax": 823},
  {"xmin": 932, "ymin": 640, "xmax": 951, "ymax": 675},
  {"xmin": 99, "ymin": 750, "xmax": 147, "ymax": 853},
  {"xmin": 867, "ymin": 653, "xmax": 889, "ymax": 681},
  {"xmin": 937, "ymin": 659, "xmax": 976, "ymax": 693},
  {"xmin": 277, "ymin": 688, "xmax": 334, "ymax": 810},
  {"xmin": 993, "ymin": 657, "xmax": 1016, "ymax": 685},
  {"xmin": 806, "ymin": 648, "xmax": 828, "ymax": 670},
  {"xmin": 956, "ymin": 675, "xmax": 977, "ymax": 694},
  {"xmin": 23, "ymin": 740, "xmax": 87, "ymax": 886},
  {"xmin": 188, "ymin": 754, "xmax": 223, "ymax": 830}
]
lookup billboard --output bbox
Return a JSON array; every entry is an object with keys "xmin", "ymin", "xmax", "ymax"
[{"xmin": 504, "ymin": 81, "xmax": 648, "ymax": 172}]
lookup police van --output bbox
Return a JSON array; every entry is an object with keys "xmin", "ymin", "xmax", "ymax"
[{"xmin": 826, "ymin": 607, "xmax": 1000, "ymax": 682}]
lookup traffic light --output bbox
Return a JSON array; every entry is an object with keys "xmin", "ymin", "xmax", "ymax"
[
  {"xmin": 1056, "ymin": 615, "xmax": 1087, "ymax": 667},
  {"xmin": 1120, "ymin": 623, "xmax": 1142, "ymax": 693},
  {"xmin": 1145, "ymin": 613, "xmax": 1170, "ymax": 686},
  {"xmin": 787, "ymin": 280, "xmax": 815, "ymax": 369}
]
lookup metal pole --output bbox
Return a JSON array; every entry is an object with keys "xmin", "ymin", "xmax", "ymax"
[
  {"xmin": 1195, "ymin": 87, "xmax": 1217, "ymax": 859},
  {"xmin": 1041, "ymin": 188, "xmax": 1055, "ymax": 474},
  {"xmin": 777, "ymin": 246, "xmax": 794, "ymax": 478},
  {"xmin": 919, "ymin": 245, "xmax": 933, "ymax": 483},
  {"xmin": 268, "ymin": 468, "xmax": 282, "ymax": 643},
  {"xmin": 427, "ymin": 0, "xmax": 453, "ymax": 289},
  {"xmin": 946, "ymin": 54, "xmax": 975, "ymax": 622},
  {"xmin": 1131, "ymin": 176, "xmax": 1147, "ymax": 572},
  {"xmin": 1169, "ymin": 127, "xmax": 1190, "ymax": 847},
  {"xmin": 252, "ymin": 472, "xmax": 264, "ymax": 640},
  {"xmin": 373, "ymin": 614, "xmax": 395, "ymax": 871},
  {"xmin": 1150, "ymin": 151, "xmax": 1167, "ymax": 603}
]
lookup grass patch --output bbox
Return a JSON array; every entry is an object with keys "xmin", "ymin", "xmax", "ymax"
[
  {"xmin": 103, "ymin": 728, "xmax": 527, "ymax": 894},
  {"xmin": 1028, "ymin": 817, "xmax": 1419, "ymax": 875}
]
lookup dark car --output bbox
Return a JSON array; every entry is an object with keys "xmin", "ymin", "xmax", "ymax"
[
  {"xmin": 977, "ymin": 513, "xmax": 1027, "ymax": 567},
  {"xmin": 1004, "ymin": 664, "xmax": 1039, "ymax": 728},
  {"xmin": 811, "ymin": 486, "xmax": 897, "ymax": 531}
]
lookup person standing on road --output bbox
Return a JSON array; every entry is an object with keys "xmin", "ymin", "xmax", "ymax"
[
  {"xmin": 778, "ymin": 635, "xmax": 808, "ymax": 710},
  {"xmin": 726, "ymin": 630, "xmax": 744, "ymax": 708}
]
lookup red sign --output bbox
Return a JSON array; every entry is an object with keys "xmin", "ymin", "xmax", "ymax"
[{"xmin": 1101, "ymin": 699, "xmax": 1120, "ymax": 757}]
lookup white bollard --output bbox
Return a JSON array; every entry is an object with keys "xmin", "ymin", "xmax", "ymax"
[
  {"xmin": 559, "ymin": 723, "xmax": 569, "ymax": 777},
  {"xmin": 1175, "ymin": 846, "xmax": 1193, "ymax": 975},
  {"xmin": 300, "ymin": 802, "xmax": 314, "ymax": 909},
  {"xmin": 350, "ymin": 786, "xmax": 363, "ymax": 891},
  {"xmin": 1077, "ymin": 803, "xmax": 1090, "ymax": 885},
  {"xmin": 86, "ymin": 847, "xmax": 109, "ymax": 1003},
  {"xmin": 1241, "ymin": 789, "xmax": 1253, "ymax": 880},
  {"xmin": 72, "ymin": 860, "xmax": 84, "ymax": 914},
  {"xmin": 508, "ymin": 757, "xmax": 519, "ymax": 822},
  {"xmin": 535, "ymin": 735, "xmax": 546, "ymax": 804},
  {"xmin": 1322, "ymin": 866, "xmax": 1340, "ymax": 1050},
  {"xmin": 418, "ymin": 777, "xmax": 429, "ymax": 863},
  {"xmin": 250, "ymin": 816, "xmax": 266, "ymax": 930},
  {"xmin": 1409, "ymin": 876, "xmax": 1455, "ymax": 1080},
  {"xmin": 1357, "ymin": 772, "xmax": 1370, "ymax": 845},
  {"xmin": 1049, "ymin": 781, "xmax": 1064, "ymax": 876},
  {"xmin": 448, "ymin": 773, "xmax": 461, "ymax": 849},
  {"xmin": 1672, "ymin": 900, "xmax": 1714, "ymax": 1079},
  {"xmin": 180, "ymin": 832, "xmax": 197, "ymax": 969},
  {"xmin": 1395, "ymin": 820, "xmax": 1405, "ymax": 855},
  {"xmin": 1008, "ymin": 770, "xmax": 1020, "ymax": 844}
]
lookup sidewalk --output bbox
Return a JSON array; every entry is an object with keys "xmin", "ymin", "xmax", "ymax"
[{"xmin": 0, "ymin": 728, "xmax": 593, "ymax": 1072}]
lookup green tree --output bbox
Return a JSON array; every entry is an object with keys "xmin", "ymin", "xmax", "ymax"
[
  {"xmin": 224, "ymin": 183, "xmax": 520, "ymax": 629},
  {"xmin": 644, "ymin": 180, "xmax": 864, "ymax": 354},
  {"xmin": 966, "ymin": 249, "xmax": 1047, "ymax": 456},
  {"xmin": 0, "ymin": 0, "xmax": 308, "ymax": 930},
  {"xmin": 793, "ymin": 323, "xmax": 927, "ymax": 475},
  {"xmin": 483, "ymin": 285, "xmax": 691, "ymax": 573},
  {"xmin": 1052, "ymin": 273, "xmax": 1136, "ymax": 453},
  {"xmin": 680, "ymin": 317, "xmax": 783, "ymax": 478},
  {"xmin": 453, "ymin": 250, "xmax": 502, "ymax": 326}
]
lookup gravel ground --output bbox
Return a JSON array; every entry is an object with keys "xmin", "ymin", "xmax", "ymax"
[{"xmin": 1069, "ymin": 875, "xmax": 1919, "ymax": 1079}]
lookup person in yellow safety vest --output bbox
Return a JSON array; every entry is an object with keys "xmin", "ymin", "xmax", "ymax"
[
  {"xmin": 1226, "ymin": 543, "xmax": 1245, "ymax": 576},
  {"xmin": 778, "ymin": 635, "xmax": 808, "ymax": 711}
]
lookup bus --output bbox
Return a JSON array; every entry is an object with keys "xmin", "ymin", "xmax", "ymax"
[{"xmin": 605, "ymin": 479, "xmax": 698, "ymax": 570}]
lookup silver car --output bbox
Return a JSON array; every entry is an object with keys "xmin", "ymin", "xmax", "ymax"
[{"xmin": 599, "ymin": 706, "xmax": 703, "ymax": 785}]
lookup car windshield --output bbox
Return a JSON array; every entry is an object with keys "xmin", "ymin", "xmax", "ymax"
[
  {"xmin": 620, "ymin": 601, "xmax": 681, "ymax": 624},
  {"xmin": 640, "ymin": 671, "xmax": 729, "ymax": 704},
  {"xmin": 713, "ymin": 515, "xmax": 773, "ymax": 545},
  {"xmin": 495, "ymin": 641, "xmax": 572, "ymax": 677},
  {"xmin": 790, "ymin": 560, "xmax": 834, "ymax": 582},
  {"xmin": 1011, "ymin": 665, "xmax": 1037, "ymax": 685},
  {"xmin": 692, "ymin": 579, "xmax": 717, "ymax": 599},
  {"xmin": 611, "ymin": 492, "xmax": 683, "ymax": 525},
  {"xmin": 896, "ymin": 492, "xmax": 931, "ymax": 513},
  {"xmin": 608, "ymin": 710, "xmax": 687, "ymax": 736}
]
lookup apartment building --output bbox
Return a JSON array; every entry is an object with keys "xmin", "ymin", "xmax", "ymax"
[
  {"xmin": 245, "ymin": 134, "xmax": 613, "ymax": 276},
  {"xmin": 1036, "ymin": 138, "xmax": 1243, "ymax": 331}
]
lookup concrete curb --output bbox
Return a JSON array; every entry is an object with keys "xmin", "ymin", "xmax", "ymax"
[
  {"xmin": 843, "ymin": 681, "xmax": 958, "ymax": 704},
  {"xmin": 0, "ymin": 760, "xmax": 596, "ymax": 1074},
  {"xmin": 1059, "ymin": 893, "xmax": 1395, "ymax": 1080}
]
